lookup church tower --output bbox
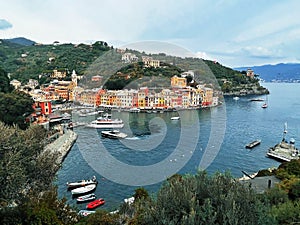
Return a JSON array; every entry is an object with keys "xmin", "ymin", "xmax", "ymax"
[{"xmin": 71, "ymin": 70, "xmax": 78, "ymax": 87}]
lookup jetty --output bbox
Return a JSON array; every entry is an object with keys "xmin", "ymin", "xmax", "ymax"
[{"xmin": 42, "ymin": 130, "xmax": 77, "ymax": 165}]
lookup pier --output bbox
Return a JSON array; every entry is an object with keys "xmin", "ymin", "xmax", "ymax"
[{"xmin": 42, "ymin": 130, "xmax": 77, "ymax": 166}]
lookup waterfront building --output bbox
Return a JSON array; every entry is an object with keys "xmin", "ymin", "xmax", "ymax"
[
  {"xmin": 199, "ymin": 85, "xmax": 213, "ymax": 107},
  {"xmin": 76, "ymin": 89, "xmax": 100, "ymax": 106},
  {"xmin": 138, "ymin": 87, "xmax": 149, "ymax": 108}
]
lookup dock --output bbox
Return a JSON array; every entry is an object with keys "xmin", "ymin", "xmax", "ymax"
[{"xmin": 245, "ymin": 140, "xmax": 261, "ymax": 149}]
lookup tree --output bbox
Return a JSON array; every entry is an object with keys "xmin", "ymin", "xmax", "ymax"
[
  {"xmin": 135, "ymin": 171, "xmax": 273, "ymax": 224},
  {"xmin": 0, "ymin": 67, "xmax": 13, "ymax": 93},
  {"xmin": 0, "ymin": 90, "xmax": 34, "ymax": 129}
]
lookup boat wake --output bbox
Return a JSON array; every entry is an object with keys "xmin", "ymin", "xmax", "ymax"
[{"xmin": 125, "ymin": 136, "xmax": 141, "ymax": 140}]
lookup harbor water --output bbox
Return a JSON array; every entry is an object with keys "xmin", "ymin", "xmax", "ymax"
[{"xmin": 55, "ymin": 82, "xmax": 300, "ymax": 211}]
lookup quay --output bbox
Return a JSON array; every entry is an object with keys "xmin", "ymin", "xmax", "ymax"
[{"xmin": 42, "ymin": 130, "xmax": 77, "ymax": 166}]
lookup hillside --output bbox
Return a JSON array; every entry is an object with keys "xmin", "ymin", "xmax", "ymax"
[
  {"xmin": 235, "ymin": 63, "xmax": 300, "ymax": 82},
  {"xmin": 0, "ymin": 38, "xmax": 268, "ymax": 94},
  {"xmin": 5, "ymin": 37, "xmax": 36, "ymax": 46}
]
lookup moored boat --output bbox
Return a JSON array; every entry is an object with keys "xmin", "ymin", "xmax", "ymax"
[
  {"xmin": 250, "ymin": 98, "xmax": 264, "ymax": 101},
  {"xmin": 266, "ymin": 122, "xmax": 299, "ymax": 162},
  {"xmin": 71, "ymin": 184, "xmax": 97, "ymax": 195},
  {"xmin": 86, "ymin": 116, "xmax": 124, "ymax": 129},
  {"xmin": 101, "ymin": 130, "xmax": 127, "ymax": 139},
  {"xmin": 78, "ymin": 210, "xmax": 96, "ymax": 217},
  {"xmin": 67, "ymin": 176, "xmax": 97, "ymax": 189},
  {"xmin": 77, "ymin": 193, "xmax": 97, "ymax": 203},
  {"xmin": 86, "ymin": 198, "xmax": 105, "ymax": 209},
  {"xmin": 245, "ymin": 140, "xmax": 261, "ymax": 149},
  {"xmin": 171, "ymin": 116, "xmax": 180, "ymax": 120}
]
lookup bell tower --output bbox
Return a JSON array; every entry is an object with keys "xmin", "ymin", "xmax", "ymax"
[{"xmin": 71, "ymin": 70, "xmax": 77, "ymax": 86}]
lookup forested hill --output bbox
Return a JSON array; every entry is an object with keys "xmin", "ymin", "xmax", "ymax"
[{"xmin": 0, "ymin": 38, "xmax": 267, "ymax": 94}]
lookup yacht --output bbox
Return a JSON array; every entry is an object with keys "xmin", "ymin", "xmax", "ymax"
[
  {"xmin": 86, "ymin": 116, "xmax": 124, "ymax": 129},
  {"xmin": 101, "ymin": 130, "xmax": 127, "ymax": 139}
]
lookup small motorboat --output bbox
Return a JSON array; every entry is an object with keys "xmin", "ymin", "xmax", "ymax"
[
  {"xmin": 171, "ymin": 116, "xmax": 180, "ymax": 120},
  {"xmin": 261, "ymin": 103, "xmax": 268, "ymax": 108},
  {"xmin": 101, "ymin": 130, "xmax": 127, "ymax": 139},
  {"xmin": 86, "ymin": 198, "xmax": 105, "ymax": 209},
  {"xmin": 77, "ymin": 193, "xmax": 97, "ymax": 203},
  {"xmin": 78, "ymin": 210, "xmax": 96, "ymax": 217},
  {"xmin": 71, "ymin": 184, "xmax": 97, "ymax": 195},
  {"xmin": 67, "ymin": 176, "xmax": 97, "ymax": 189}
]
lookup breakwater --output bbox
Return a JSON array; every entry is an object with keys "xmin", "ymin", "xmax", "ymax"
[{"xmin": 43, "ymin": 130, "xmax": 77, "ymax": 166}]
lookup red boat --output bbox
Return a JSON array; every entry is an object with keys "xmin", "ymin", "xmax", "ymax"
[{"xmin": 86, "ymin": 198, "xmax": 105, "ymax": 209}]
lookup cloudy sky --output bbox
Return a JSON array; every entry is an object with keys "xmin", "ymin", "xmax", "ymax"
[{"xmin": 0, "ymin": 0, "xmax": 299, "ymax": 67}]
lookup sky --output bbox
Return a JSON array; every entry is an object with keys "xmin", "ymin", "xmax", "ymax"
[{"xmin": 0, "ymin": 0, "xmax": 300, "ymax": 67}]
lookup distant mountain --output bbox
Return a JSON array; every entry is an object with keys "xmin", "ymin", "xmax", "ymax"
[
  {"xmin": 235, "ymin": 63, "xmax": 300, "ymax": 82},
  {"xmin": 5, "ymin": 37, "xmax": 36, "ymax": 46}
]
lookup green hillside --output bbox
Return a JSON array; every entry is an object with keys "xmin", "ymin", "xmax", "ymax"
[{"xmin": 0, "ymin": 38, "xmax": 268, "ymax": 94}]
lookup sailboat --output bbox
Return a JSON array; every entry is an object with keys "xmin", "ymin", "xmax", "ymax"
[{"xmin": 261, "ymin": 95, "xmax": 268, "ymax": 108}]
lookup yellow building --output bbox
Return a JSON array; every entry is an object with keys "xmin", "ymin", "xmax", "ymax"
[
  {"xmin": 51, "ymin": 69, "xmax": 67, "ymax": 79},
  {"xmin": 171, "ymin": 75, "xmax": 187, "ymax": 88}
]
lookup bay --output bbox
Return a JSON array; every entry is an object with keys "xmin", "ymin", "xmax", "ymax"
[{"xmin": 55, "ymin": 82, "xmax": 300, "ymax": 211}]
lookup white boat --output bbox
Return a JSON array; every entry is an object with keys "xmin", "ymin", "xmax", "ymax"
[
  {"xmin": 171, "ymin": 116, "xmax": 180, "ymax": 120},
  {"xmin": 261, "ymin": 95, "xmax": 268, "ymax": 108},
  {"xmin": 86, "ymin": 116, "xmax": 124, "ymax": 129},
  {"xmin": 78, "ymin": 210, "xmax": 96, "ymax": 217},
  {"xmin": 101, "ymin": 130, "xmax": 127, "ymax": 139},
  {"xmin": 71, "ymin": 184, "xmax": 97, "ymax": 195},
  {"xmin": 77, "ymin": 193, "xmax": 96, "ymax": 203},
  {"xmin": 124, "ymin": 196, "xmax": 135, "ymax": 205},
  {"xmin": 67, "ymin": 176, "xmax": 97, "ymax": 189},
  {"xmin": 233, "ymin": 96, "xmax": 240, "ymax": 100},
  {"xmin": 261, "ymin": 103, "xmax": 268, "ymax": 108},
  {"xmin": 129, "ymin": 108, "xmax": 140, "ymax": 113}
]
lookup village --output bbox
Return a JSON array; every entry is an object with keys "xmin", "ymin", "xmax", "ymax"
[{"xmin": 9, "ymin": 52, "xmax": 221, "ymax": 127}]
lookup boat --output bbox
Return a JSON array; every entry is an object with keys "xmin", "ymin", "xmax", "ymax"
[
  {"xmin": 245, "ymin": 140, "xmax": 261, "ymax": 149},
  {"xmin": 129, "ymin": 108, "xmax": 140, "ymax": 113},
  {"xmin": 86, "ymin": 116, "xmax": 124, "ymax": 129},
  {"xmin": 250, "ymin": 98, "xmax": 264, "ymax": 102},
  {"xmin": 101, "ymin": 130, "xmax": 127, "ymax": 139},
  {"xmin": 261, "ymin": 103, "xmax": 268, "ymax": 108},
  {"xmin": 78, "ymin": 210, "xmax": 96, "ymax": 217},
  {"xmin": 124, "ymin": 196, "xmax": 135, "ymax": 205},
  {"xmin": 77, "ymin": 193, "xmax": 97, "ymax": 203},
  {"xmin": 266, "ymin": 122, "xmax": 299, "ymax": 162},
  {"xmin": 86, "ymin": 198, "xmax": 105, "ymax": 209},
  {"xmin": 71, "ymin": 184, "xmax": 97, "ymax": 195},
  {"xmin": 261, "ymin": 95, "xmax": 268, "ymax": 108},
  {"xmin": 171, "ymin": 116, "xmax": 180, "ymax": 120},
  {"xmin": 233, "ymin": 96, "xmax": 240, "ymax": 100},
  {"xmin": 67, "ymin": 176, "xmax": 97, "ymax": 189}
]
